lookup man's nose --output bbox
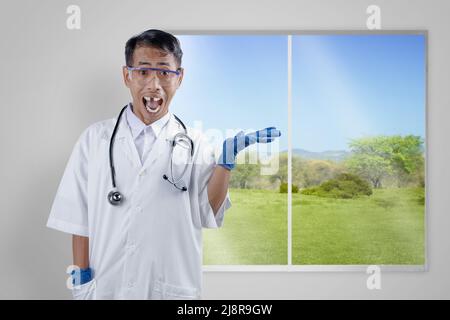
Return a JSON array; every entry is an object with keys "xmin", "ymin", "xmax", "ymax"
[{"xmin": 144, "ymin": 71, "xmax": 162, "ymax": 88}]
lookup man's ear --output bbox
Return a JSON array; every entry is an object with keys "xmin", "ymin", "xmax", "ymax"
[{"xmin": 122, "ymin": 66, "xmax": 131, "ymax": 88}]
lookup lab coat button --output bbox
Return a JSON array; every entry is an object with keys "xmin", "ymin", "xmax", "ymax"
[
  {"xmin": 135, "ymin": 206, "xmax": 142, "ymax": 213},
  {"xmin": 139, "ymin": 170, "xmax": 146, "ymax": 176},
  {"xmin": 127, "ymin": 281, "xmax": 134, "ymax": 288}
]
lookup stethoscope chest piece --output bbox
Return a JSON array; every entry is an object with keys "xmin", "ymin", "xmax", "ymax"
[{"xmin": 108, "ymin": 189, "xmax": 123, "ymax": 205}]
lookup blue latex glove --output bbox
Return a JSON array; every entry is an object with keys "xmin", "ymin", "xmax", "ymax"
[
  {"xmin": 71, "ymin": 267, "xmax": 93, "ymax": 286},
  {"xmin": 218, "ymin": 127, "xmax": 281, "ymax": 171}
]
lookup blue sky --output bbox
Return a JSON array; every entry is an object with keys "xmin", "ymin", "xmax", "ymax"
[
  {"xmin": 173, "ymin": 35, "xmax": 287, "ymax": 151},
  {"xmin": 172, "ymin": 34, "xmax": 425, "ymax": 152},
  {"xmin": 292, "ymin": 34, "xmax": 425, "ymax": 152}
]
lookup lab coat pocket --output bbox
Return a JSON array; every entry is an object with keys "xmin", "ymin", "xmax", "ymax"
[
  {"xmin": 72, "ymin": 279, "xmax": 97, "ymax": 300},
  {"xmin": 152, "ymin": 279, "xmax": 200, "ymax": 300}
]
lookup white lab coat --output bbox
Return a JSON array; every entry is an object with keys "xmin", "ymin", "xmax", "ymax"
[{"xmin": 47, "ymin": 112, "xmax": 232, "ymax": 299}]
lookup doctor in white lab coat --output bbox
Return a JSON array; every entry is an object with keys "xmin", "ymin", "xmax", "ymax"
[{"xmin": 46, "ymin": 29, "xmax": 280, "ymax": 300}]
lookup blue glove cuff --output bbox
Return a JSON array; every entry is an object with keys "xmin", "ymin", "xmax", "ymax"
[
  {"xmin": 218, "ymin": 139, "xmax": 237, "ymax": 171},
  {"xmin": 218, "ymin": 162, "xmax": 235, "ymax": 171},
  {"xmin": 71, "ymin": 267, "xmax": 93, "ymax": 286}
]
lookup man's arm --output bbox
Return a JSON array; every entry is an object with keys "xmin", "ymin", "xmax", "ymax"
[
  {"xmin": 72, "ymin": 235, "xmax": 89, "ymax": 269},
  {"xmin": 207, "ymin": 165, "xmax": 230, "ymax": 215},
  {"xmin": 207, "ymin": 127, "xmax": 281, "ymax": 216}
]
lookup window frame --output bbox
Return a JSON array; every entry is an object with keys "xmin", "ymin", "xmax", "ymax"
[{"xmin": 171, "ymin": 30, "xmax": 428, "ymax": 272}]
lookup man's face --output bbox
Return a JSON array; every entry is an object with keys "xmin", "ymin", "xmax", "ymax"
[{"xmin": 122, "ymin": 46, "xmax": 184, "ymax": 125}]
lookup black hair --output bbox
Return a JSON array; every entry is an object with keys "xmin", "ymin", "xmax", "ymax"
[{"xmin": 125, "ymin": 29, "xmax": 183, "ymax": 68}]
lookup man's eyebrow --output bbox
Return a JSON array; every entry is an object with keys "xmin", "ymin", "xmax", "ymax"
[{"xmin": 137, "ymin": 61, "xmax": 171, "ymax": 67}]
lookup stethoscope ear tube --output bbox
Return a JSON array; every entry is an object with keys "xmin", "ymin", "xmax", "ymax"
[
  {"xmin": 173, "ymin": 114, "xmax": 194, "ymax": 157},
  {"xmin": 163, "ymin": 174, "xmax": 188, "ymax": 192}
]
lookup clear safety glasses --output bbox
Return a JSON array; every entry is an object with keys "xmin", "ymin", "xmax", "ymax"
[{"xmin": 126, "ymin": 66, "xmax": 181, "ymax": 85}]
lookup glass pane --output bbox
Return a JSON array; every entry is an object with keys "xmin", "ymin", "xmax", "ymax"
[
  {"xmin": 176, "ymin": 35, "xmax": 288, "ymax": 265},
  {"xmin": 292, "ymin": 34, "xmax": 426, "ymax": 265}
]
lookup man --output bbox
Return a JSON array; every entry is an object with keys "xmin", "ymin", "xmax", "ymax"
[{"xmin": 47, "ymin": 29, "xmax": 280, "ymax": 299}]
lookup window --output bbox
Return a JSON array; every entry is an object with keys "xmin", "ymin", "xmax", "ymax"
[{"xmin": 175, "ymin": 33, "xmax": 426, "ymax": 270}]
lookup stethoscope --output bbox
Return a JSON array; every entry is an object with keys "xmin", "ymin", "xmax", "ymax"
[{"xmin": 108, "ymin": 105, "xmax": 194, "ymax": 206}]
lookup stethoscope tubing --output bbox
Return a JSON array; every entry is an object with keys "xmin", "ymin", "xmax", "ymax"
[{"xmin": 108, "ymin": 104, "xmax": 193, "ymax": 205}]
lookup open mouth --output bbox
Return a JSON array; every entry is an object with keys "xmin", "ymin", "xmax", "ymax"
[{"xmin": 143, "ymin": 96, "xmax": 163, "ymax": 113}]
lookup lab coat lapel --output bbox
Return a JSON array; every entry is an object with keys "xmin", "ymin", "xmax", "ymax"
[
  {"xmin": 139, "ymin": 114, "xmax": 178, "ymax": 174},
  {"xmin": 114, "ymin": 116, "xmax": 142, "ymax": 169}
]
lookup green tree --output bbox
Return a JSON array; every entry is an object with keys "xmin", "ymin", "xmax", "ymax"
[
  {"xmin": 270, "ymin": 154, "xmax": 344, "ymax": 189},
  {"xmin": 299, "ymin": 159, "xmax": 342, "ymax": 188},
  {"xmin": 345, "ymin": 135, "xmax": 424, "ymax": 188},
  {"xmin": 230, "ymin": 162, "xmax": 261, "ymax": 189},
  {"xmin": 269, "ymin": 152, "xmax": 288, "ymax": 186}
]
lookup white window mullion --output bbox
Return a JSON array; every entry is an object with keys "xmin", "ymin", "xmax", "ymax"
[{"xmin": 287, "ymin": 35, "xmax": 293, "ymax": 266}]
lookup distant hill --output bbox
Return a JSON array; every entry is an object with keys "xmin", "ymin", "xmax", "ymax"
[{"xmin": 281, "ymin": 148, "xmax": 352, "ymax": 162}]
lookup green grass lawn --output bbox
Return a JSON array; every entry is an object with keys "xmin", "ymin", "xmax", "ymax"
[
  {"xmin": 203, "ymin": 189, "xmax": 287, "ymax": 265},
  {"xmin": 203, "ymin": 187, "xmax": 425, "ymax": 265},
  {"xmin": 293, "ymin": 187, "xmax": 425, "ymax": 265}
]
